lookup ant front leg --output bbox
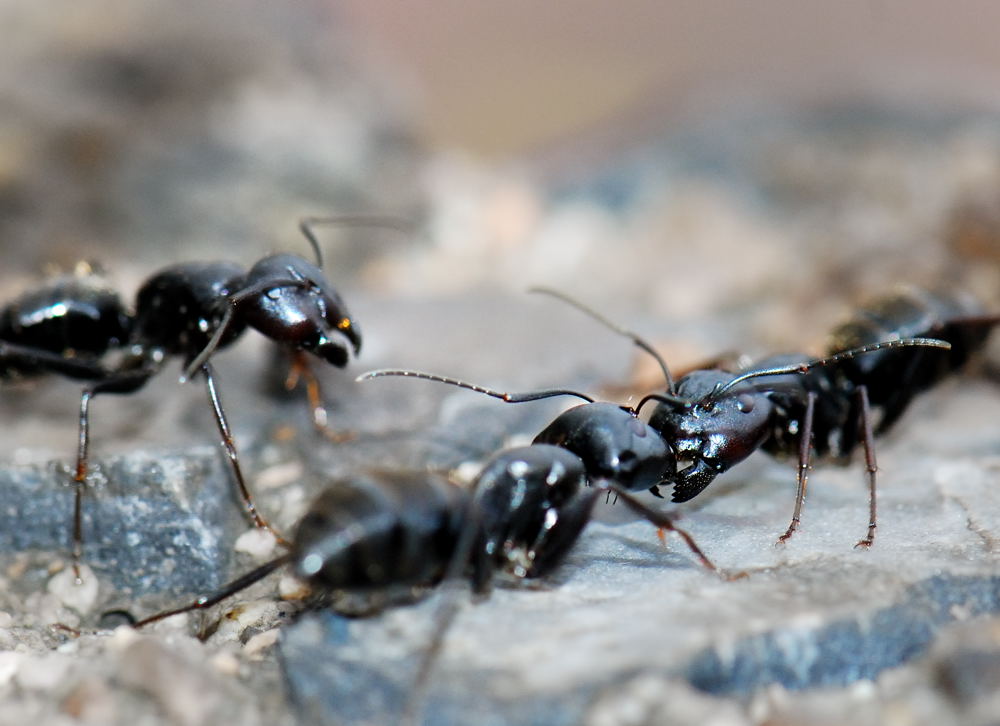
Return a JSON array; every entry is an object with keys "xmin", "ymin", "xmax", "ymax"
[
  {"xmin": 133, "ymin": 554, "xmax": 291, "ymax": 628},
  {"xmin": 199, "ymin": 362, "xmax": 290, "ymax": 547},
  {"xmin": 284, "ymin": 350, "xmax": 354, "ymax": 443},
  {"xmin": 778, "ymin": 391, "xmax": 817, "ymax": 545},
  {"xmin": 597, "ymin": 483, "xmax": 731, "ymax": 577}
]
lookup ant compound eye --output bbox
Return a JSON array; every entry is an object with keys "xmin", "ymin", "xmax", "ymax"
[{"xmin": 736, "ymin": 394, "xmax": 756, "ymax": 413}]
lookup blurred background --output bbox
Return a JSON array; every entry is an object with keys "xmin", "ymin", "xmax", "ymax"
[
  {"xmin": 4, "ymin": 0, "xmax": 1000, "ymax": 326},
  {"xmin": 4, "ymin": 0, "xmax": 1000, "ymax": 427}
]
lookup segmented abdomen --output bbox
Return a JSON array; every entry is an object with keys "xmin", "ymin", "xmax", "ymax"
[{"xmin": 826, "ymin": 287, "xmax": 989, "ymax": 403}]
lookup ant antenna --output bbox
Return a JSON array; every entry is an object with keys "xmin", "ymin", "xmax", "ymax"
[
  {"xmin": 635, "ymin": 391, "xmax": 693, "ymax": 415},
  {"xmin": 132, "ymin": 553, "xmax": 293, "ymax": 628},
  {"xmin": 708, "ymin": 337, "xmax": 952, "ymax": 400},
  {"xmin": 529, "ymin": 287, "xmax": 676, "ymax": 393},
  {"xmin": 357, "ymin": 369, "xmax": 596, "ymax": 405},
  {"xmin": 299, "ymin": 215, "xmax": 416, "ymax": 269}
]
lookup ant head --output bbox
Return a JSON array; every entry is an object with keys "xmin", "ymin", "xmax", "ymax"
[
  {"xmin": 645, "ymin": 370, "xmax": 774, "ymax": 500},
  {"xmin": 238, "ymin": 253, "xmax": 362, "ymax": 367},
  {"xmin": 533, "ymin": 402, "xmax": 676, "ymax": 493}
]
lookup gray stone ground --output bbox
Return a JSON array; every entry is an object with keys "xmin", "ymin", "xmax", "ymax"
[
  {"xmin": 3, "ymin": 294, "xmax": 1000, "ymax": 726},
  {"xmin": 5, "ymin": 2, "xmax": 1000, "ymax": 725}
]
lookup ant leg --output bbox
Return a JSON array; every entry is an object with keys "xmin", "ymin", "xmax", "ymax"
[
  {"xmin": 598, "ymin": 484, "xmax": 726, "ymax": 576},
  {"xmin": 855, "ymin": 385, "xmax": 878, "ymax": 549},
  {"xmin": 71, "ymin": 370, "xmax": 156, "ymax": 582},
  {"xmin": 402, "ymin": 492, "xmax": 484, "ymax": 726},
  {"xmin": 200, "ymin": 362, "xmax": 290, "ymax": 547},
  {"xmin": 72, "ymin": 389, "xmax": 94, "ymax": 581},
  {"xmin": 778, "ymin": 391, "xmax": 817, "ymax": 545},
  {"xmin": 0, "ymin": 341, "xmax": 106, "ymax": 379},
  {"xmin": 133, "ymin": 553, "xmax": 291, "ymax": 628},
  {"xmin": 285, "ymin": 351, "xmax": 354, "ymax": 443}
]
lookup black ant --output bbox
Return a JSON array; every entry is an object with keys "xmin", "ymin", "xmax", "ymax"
[
  {"xmin": 358, "ymin": 287, "xmax": 952, "ymax": 550},
  {"xmin": 128, "ymin": 444, "xmax": 717, "ymax": 723},
  {"xmin": 518, "ymin": 287, "xmax": 991, "ymax": 548},
  {"xmin": 1, "ymin": 218, "xmax": 395, "ymax": 576}
]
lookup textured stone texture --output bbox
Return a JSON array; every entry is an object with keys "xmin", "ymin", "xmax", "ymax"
[{"xmin": 4, "ymin": 3, "xmax": 1000, "ymax": 723}]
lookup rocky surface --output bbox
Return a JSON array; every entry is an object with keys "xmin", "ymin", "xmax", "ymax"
[{"xmin": 4, "ymin": 2, "xmax": 1000, "ymax": 724}]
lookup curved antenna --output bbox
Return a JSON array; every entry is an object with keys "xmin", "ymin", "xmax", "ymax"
[
  {"xmin": 635, "ymin": 391, "xmax": 693, "ymax": 416},
  {"xmin": 299, "ymin": 215, "xmax": 416, "ymax": 269},
  {"xmin": 530, "ymin": 286, "xmax": 676, "ymax": 393},
  {"xmin": 707, "ymin": 337, "xmax": 952, "ymax": 401},
  {"xmin": 133, "ymin": 553, "xmax": 293, "ymax": 628},
  {"xmin": 180, "ymin": 305, "xmax": 235, "ymax": 383},
  {"xmin": 357, "ymin": 369, "xmax": 596, "ymax": 405}
]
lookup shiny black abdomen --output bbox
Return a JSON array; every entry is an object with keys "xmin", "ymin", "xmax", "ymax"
[
  {"xmin": 291, "ymin": 472, "xmax": 467, "ymax": 591},
  {"xmin": 0, "ymin": 275, "xmax": 131, "ymax": 377},
  {"xmin": 826, "ymin": 287, "xmax": 992, "ymax": 433}
]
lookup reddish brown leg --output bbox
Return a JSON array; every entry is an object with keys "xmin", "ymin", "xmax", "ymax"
[
  {"xmin": 855, "ymin": 385, "xmax": 878, "ymax": 549},
  {"xmin": 778, "ymin": 391, "xmax": 816, "ymax": 544},
  {"xmin": 286, "ymin": 351, "xmax": 354, "ymax": 443}
]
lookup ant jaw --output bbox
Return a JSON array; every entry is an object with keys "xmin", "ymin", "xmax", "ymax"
[
  {"xmin": 309, "ymin": 323, "xmax": 362, "ymax": 367},
  {"xmin": 311, "ymin": 338, "xmax": 351, "ymax": 367},
  {"xmin": 342, "ymin": 319, "xmax": 362, "ymax": 355}
]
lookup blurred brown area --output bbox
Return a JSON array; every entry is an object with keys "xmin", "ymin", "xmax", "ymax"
[{"xmin": 340, "ymin": 1, "xmax": 1000, "ymax": 161}]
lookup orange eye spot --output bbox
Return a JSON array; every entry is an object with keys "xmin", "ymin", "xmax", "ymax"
[{"xmin": 337, "ymin": 318, "xmax": 352, "ymax": 330}]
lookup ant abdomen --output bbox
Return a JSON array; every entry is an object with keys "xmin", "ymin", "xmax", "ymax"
[
  {"xmin": 0, "ymin": 272, "xmax": 130, "ymax": 375},
  {"xmin": 292, "ymin": 471, "xmax": 466, "ymax": 590},
  {"xmin": 827, "ymin": 287, "xmax": 991, "ymax": 408}
]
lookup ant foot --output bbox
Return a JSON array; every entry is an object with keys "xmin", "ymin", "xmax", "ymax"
[
  {"xmin": 316, "ymin": 425, "xmax": 357, "ymax": 444},
  {"xmin": 774, "ymin": 532, "xmax": 794, "ymax": 547}
]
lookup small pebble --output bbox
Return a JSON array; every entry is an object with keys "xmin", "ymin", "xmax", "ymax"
[
  {"xmin": 0, "ymin": 652, "xmax": 22, "ymax": 687},
  {"xmin": 16, "ymin": 653, "xmax": 71, "ymax": 691},
  {"xmin": 47, "ymin": 565, "xmax": 99, "ymax": 614},
  {"xmin": 210, "ymin": 651, "xmax": 241, "ymax": 677},
  {"xmin": 234, "ymin": 528, "xmax": 278, "ymax": 559}
]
